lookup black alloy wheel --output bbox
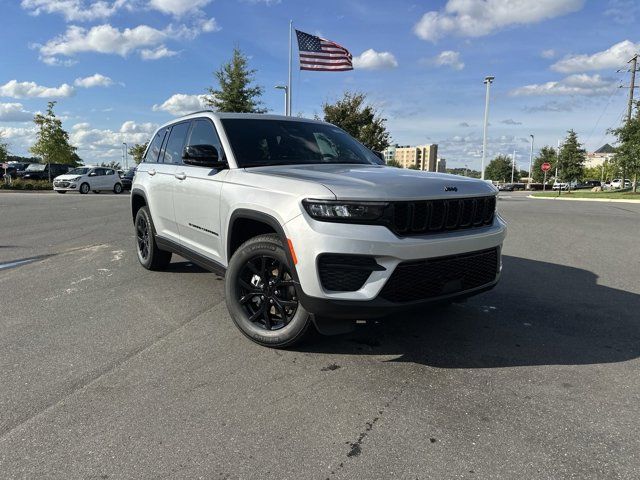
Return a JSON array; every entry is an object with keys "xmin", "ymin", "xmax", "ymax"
[
  {"xmin": 136, "ymin": 214, "xmax": 150, "ymax": 261},
  {"xmin": 237, "ymin": 255, "xmax": 298, "ymax": 331}
]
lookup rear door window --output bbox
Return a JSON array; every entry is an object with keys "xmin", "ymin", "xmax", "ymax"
[
  {"xmin": 162, "ymin": 122, "xmax": 191, "ymax": 164},
  {"xmin": 144, "ymin": 130, "xmax": 167, "ymax": 163}
]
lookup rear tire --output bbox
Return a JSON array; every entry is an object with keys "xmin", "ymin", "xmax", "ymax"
[
  {"xmin": 225, "ymin": 234, "xmax": 313, "ymax": 348},
  {"xmin": 134, "ymin": 206, "xmax": 172, "ymax": 270}
]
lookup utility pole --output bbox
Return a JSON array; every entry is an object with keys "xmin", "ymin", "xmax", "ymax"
[
  {"xmin": 511, "ymin": 149, "xmax": 516, "ymax": 184},
  {"xmin": 481, "ymin": 76, "xmax": 494, "ymax": 181},
  {"xmin": 626, "ymin": 54, "xmax": 638, "ymax": 122},
  {"xmin": 528, "ymin": 134, "xmax": 534, "ymax": 187}
]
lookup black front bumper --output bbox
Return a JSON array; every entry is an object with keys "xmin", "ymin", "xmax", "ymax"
[{"xmin": 298, "ymin": 278, "xmax": 499, "ymax": 320}]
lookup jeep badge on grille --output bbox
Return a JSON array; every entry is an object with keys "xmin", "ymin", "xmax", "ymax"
[{"xmin": 444, "ymin": 186, "xmax": 458, "ymax": 192}]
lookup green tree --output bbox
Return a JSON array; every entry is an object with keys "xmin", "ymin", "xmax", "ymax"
[
  {"xmin": 531, "ymin": 146, "xmax": 557, "ymax": 183},
  {"xmin": 0, "ymin": 131, "xmax": 8, "ymax": 164},
  {"xmin": 204, "ymin": 47, "xmax": 266, "ymax": 113},
  {"xmin": 322, "ymin": 91, "xmax": 391, "ymax": 151},
  {"xmin": 557, "ymin": 129, "xmax": 585, "ymax": 188},
  {"xmin": 30, "ymin": 101, "xmax": 78, "ymax": 169},
  {"xmin": 129, "ymin": 142, "xmax": 148, "ymax": 164},
  {"xmin": 386, "ymin": 159, "xmax": 402, "ymax": 168},
  {"xmin": 609, "ymin": 101, "xmax": 640, "ymax": 192},
  {"xmin": 484, "ymin": 155, "xmax": 515, "ymax": 182},
  {"xmin": 101, "ymin": 161, "xmax": 122, "ymax": 170}
]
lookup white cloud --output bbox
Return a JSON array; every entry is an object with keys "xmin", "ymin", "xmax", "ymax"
[
  {"xmin": 149, "ymin": 0, "xmax": 211, "ymax": 16},
  {"xmin": 21, "ymin": 0, "xmax": 126, "ymax": 22},
  {"xmin": 352, "ymin": 49, "xmax": 398, "ymax": 70},
  {"xmin": 501, "ymin": 118, "xmax": 522, "ymax": 125},
  {"xmin": 541, "ymin": 49, "xmax": 556, "ymax": 59},
  {"xmin": 152, "ymin": 93, "xmax": 208, "ymax": 116},
  {"xmin": 0, "ymin": 103, "xmax": 33, "ymax": 122},
  {"xmin": 37, "ymin": 20, "xmax": 218, "ymax": 64},
  {"xmin": 70, "ymin": 122, "xmax": 158, "ymax": 160},
  {"xmin": 414, "ymin": 0, "xmax": 584, "ymax": 42},
  {"xmin": 551, "ymin": 40, "xmax": 640, "ymax": 73},
  {"xmin": 119, "ymin": 121, "xmax": 158, "ymax": 133},
  {"xmin": 510, "ymin": 74, "xmax": 616, "ymax": 97},
  {"xmin": 74, "ymin": 73, "xmax": 113, "ymax": 88},
  {"xmin": 0, "ymin": 80, "xmax": 75, "ymax": 99},
  {"xmin": 140, "ymin": 45, "xmax": 179, "ymax": 60},
  {"xmin": 433, "ymin": 50, "xmax": 464, "ymax": 70}
]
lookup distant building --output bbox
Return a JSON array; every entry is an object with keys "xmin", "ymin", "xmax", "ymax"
[
  {"xmin": 585, "ymin": 143, "xmax": 616, "ymax": 168},
  {"xmin": 436, "ymin": 157, "xmax": 446, "ymax": 173},
  {"xmin": 382, "ymin": 144, "xmax": 439, "ymax": 171}
]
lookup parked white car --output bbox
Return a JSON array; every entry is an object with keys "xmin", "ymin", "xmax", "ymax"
[
  {"xmin": 53, "ymin": 167, "xmax": 124, "ymax": 194},
  {"xmin": 610, "ymin": 178, "xmax": 631, "ymax": 189}
]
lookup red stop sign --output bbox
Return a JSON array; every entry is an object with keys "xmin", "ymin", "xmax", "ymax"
[{"xmin": 541, "ymin": 162, "xmax": 551, "ymax": 172}]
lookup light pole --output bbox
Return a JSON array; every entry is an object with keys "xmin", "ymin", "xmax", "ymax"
[
  {"xmin": 275, "ymin": 85, "xmax": 289, "ymax": 116},
  {"xmin": 528, "ymin": 134, "xmax": 534, "ymax": 186},
  {"xmin": 511, "ymin": 149, "xmax": 516, "ymax": 184},
  {"xmin": 122, "ymin": 142, "xmax": 128, "ymax": 170},
  {"xmin": 481, "ymin": 76, "xmax": 494, "ymax": 180}
]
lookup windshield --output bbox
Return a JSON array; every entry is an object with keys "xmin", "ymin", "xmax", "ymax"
[
  {"xmin": 67, "ymin": 168, "xmax": 90, "ymax": 175},
  {"xmin": 221, "ymin": 119, "xmax": 379, "ymax": 168},
  {"xmin": 26, "ymin": 164, "xmax": 46, "ymax": 172}
]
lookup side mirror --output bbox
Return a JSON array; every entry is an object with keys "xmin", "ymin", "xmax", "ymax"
[
  {"xmin": 371, "ymin": 150, "xmax": 385, "ymax": 165},
  {"xmin": 183, "ymin": 145, "xmax": 227, "ymax": 169},
  {"xmin": 89, "ymin": 172, "xmax": 97, "ymax": 176}
]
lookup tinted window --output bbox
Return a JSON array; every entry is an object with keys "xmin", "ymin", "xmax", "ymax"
[
  {"xmin": 163, "ymin": 122, "xmax": 190, "ymax": 164},
  {"xmin": 220, "ymin": 119, "xmax": 378, "ymax": 168},
  {"xmin": 94, "ymin": 168, "xmax": 106, "ymax": 176},
  {"xmin": 187, "ymin": 119, "xmax": 224, "ymax": 159},
  {"xmin": 105, "ymin": 169, "xmax": 115, "ymax": 175},
  {"xmin": 145, "ymin": 130, "xmax": 166, "ymax": 163}
]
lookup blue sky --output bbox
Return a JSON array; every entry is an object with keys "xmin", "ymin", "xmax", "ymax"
[{"xmin": 1, "ymin": 0, "xmax": 639, "ymax": 170}]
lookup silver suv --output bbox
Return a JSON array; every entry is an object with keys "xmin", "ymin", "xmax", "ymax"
[{"xmin": 131, "ymin": 112, "xmax": 506, "ymax": 347}]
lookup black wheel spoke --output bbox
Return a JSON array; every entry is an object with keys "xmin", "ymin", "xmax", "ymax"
[
  {"xmin": 277, "ymin": 299, "xmax": 297, "ymax": 309},
  {"xmin": 262, "ymin": 308, "xmax": 272, "ymax": 330},
  {"xmin": 273, "ymin": 301, "xmax": 289, "ymax": 323},
  {"xmin": 248, "ymin": 305, "xmax": 265, "ymax": 323},
  {"xmin": 239, "ymin": 293, "xmax": 260, "ymax": 304},
  {"xmin": 238, "ymin": 278, "xmax": 255, "ymax": 291}
]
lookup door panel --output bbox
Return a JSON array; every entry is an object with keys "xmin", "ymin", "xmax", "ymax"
[{"xmin": 173, "ymin": 118, "xmax": 227, "ymax": 262}]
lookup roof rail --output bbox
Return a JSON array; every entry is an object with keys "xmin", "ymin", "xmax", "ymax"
[{"xmin": 179, "ymin": 109, "xmax": 214, "ymax": 117}]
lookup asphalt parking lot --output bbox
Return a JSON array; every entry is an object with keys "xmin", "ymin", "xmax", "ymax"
[{"xmin": 1, "ymin": 190, "xmax": 639, "ymax": 479}]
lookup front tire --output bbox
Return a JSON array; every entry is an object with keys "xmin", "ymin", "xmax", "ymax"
[
  {"xmin": 113, "ymin": 183, "xmax": 123, "ymax": 194},
  {"xmin": 225, "ymin": 234, "xmax": 313, "ymax": 348},
  {"xmin": 79, "ymin": 183, "xmax": 90, "ymax": 194},
  {"xmin": 134, "ymin": 206, "xmax": 172, "ymax": 270}
]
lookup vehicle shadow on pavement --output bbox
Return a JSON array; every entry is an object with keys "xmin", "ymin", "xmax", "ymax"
[
  {"xmin": 300, "ymin": 255, "xmax": 640, "ymax": 368},
  {"xmin": 164, "ymin": 260, "xmax": 210, "ymax": 273}
]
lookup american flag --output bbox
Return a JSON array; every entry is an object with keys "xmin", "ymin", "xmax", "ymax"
[{"xmin": 295, "ymin": 30, "xmax": 353, "ymax": 72}]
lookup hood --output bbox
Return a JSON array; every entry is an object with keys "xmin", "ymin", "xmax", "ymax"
[
  {"xmin": 248, "ymin": 164, "xmax": 497, "ymax": 200},
  {"xmin": 54, "ymin": 174, "xmax": 81, "ymax": 181}
]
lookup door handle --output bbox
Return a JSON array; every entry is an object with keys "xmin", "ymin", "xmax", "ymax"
[
  {"xmin": 174, "ymin": 172, "xmax": 186, "ymax": 180},
  {"xmin": 148, "ymin": 169, "xmax": 156, "ymax": 176}
]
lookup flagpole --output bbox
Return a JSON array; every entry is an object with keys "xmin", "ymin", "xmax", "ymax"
[{"xmin": 287, "ymin": 20, "xmax": 292, "ymax": 116}]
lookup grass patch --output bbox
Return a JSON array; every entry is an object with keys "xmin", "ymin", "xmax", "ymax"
[{"xmin": 532, "ymin": 189, "xmax": 640, "ymax": 199}]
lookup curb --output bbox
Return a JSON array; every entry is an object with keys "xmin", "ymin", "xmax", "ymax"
[
  {"xmin": 0, "ymin": 189, "xmax": 55, "ymax": 194},
  {"xmin": 528, "ymin": 195, "xmax": 640, "ymax": 204}
]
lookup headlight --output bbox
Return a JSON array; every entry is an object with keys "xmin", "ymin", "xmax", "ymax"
[
  {"xmin": 69, "ymin": 176, "xmax": 81, "ymax": 181},
  {"xmin": 302, "ymin": 199, "xmax": 388, "ymax": 222}
]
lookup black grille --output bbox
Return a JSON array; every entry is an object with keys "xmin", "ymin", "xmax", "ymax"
[
  {"xmin": 318, "ymin": 254, "xmax": 382, "ymax": 292},
  {"xmin": 379, "ymin": 248, "xmax": 499, "ymax": 302},
  {"xmin": 387, "ymin": 196, "xmax": 496, "ymax": 235}
]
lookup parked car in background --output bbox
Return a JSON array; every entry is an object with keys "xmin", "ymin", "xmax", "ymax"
[
  {"xmin": 20, "ymin": 163, "xmax": 70, "ymax": 180},
  {"xmin": 610, "ymin": 178, "xmax": 631, "ymax": 189},
  {"xmin": 575, "ymin": 180, "xmax": 601, "ymax": 189},
  {"xmin": 53, "ymin": 166, "xmax": 124, "ymax": 194},
  {"xmin": 120, "ymin": 167, "xmax": 137, "ymax": 191},
  {"xmin": 552, "ymin": 180, "xmax": 579, "ymax": 191},
  {"xmin": 3, "ymin": 162, "xmax": 31, "ymax": 179}
]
